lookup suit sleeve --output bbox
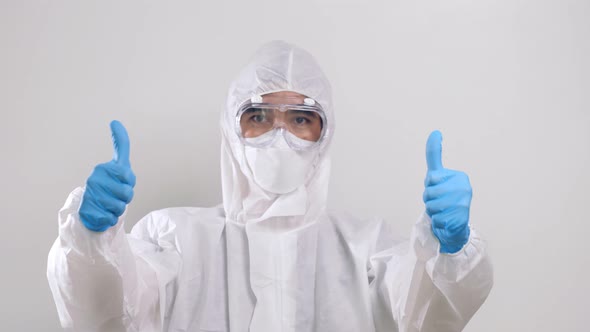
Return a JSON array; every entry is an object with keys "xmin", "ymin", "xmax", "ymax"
[
  {"xmin": 369, "ymin": 212, "xmax": 494, "ymax": 332},
  {"xmin": 47, "ymin": 187, "xmax": 181, "ymax": 332}
]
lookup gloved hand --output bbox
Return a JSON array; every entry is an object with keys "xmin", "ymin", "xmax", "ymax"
[
  {"xmin": 423, "ymin": 130, "xmax": 471, "ymax": 254},
  {"xmin": 79, "ymin": 120, "xmax": 136, "ymax": 232}
]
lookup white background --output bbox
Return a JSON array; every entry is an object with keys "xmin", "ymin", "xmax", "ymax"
[{"xmin": 1, "ymin": 0, "xmax": 589, "ymax": 331}]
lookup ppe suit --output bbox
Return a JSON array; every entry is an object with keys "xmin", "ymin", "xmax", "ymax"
[{"xmin": 47, "ymin": 40, "xmax": 493, "ymax": 332}]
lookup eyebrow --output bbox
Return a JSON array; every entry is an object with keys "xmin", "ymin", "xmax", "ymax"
[
  {"xmin": 288, "ymin": 110, "xmax": 319, "ymax": 118},
  {"xmin": 243, "ymin": 108, "xmax": 266, "ymax": 113}
]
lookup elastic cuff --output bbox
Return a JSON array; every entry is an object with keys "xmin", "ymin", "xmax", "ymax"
[
  {"xmin": 58, "ymin": 187, "xmax": 127, "ymax": 262},
  {"xmin": 439, "ymin": 227, "xmax": 472, "ymax": 256}
]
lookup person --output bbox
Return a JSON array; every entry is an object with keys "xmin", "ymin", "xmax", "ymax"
[{"xmin": 47, "ymin": 40, "xmax": 493, "ymax": 332}]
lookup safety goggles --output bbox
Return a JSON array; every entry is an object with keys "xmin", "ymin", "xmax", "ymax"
[{"xmin": 236, "ymin": 95, "xmax": 327, "ymax": 150}]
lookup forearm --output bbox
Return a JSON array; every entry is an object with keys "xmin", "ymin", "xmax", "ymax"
[
  {"xmin": 375, "ymin": 213, "xmax": 493, "ymax": 332},
  {"xmin": 46, "ymin": 187, "xmax": 150, "ymax": 331}
]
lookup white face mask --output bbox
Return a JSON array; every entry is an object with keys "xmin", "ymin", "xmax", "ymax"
[{"xmin": 244, "ymin": 131, "xmax": 318, "ymax": 194}]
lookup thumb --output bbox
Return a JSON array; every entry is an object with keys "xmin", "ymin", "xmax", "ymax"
[
  {"xmin": 110, "ymin": 120, "xmax": 130, "ymax": 167},
  {"xmin": 426, "ymin": 130, "xmax": 443, "ymax": 171}
]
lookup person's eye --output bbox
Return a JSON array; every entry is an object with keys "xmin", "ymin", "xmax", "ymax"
[
  {"xmin": 294, "ymin": 117, "xmax": 309, "ymax": 125},
  {"xmin": 252, "ymin": 114, "xmax": 265, "ymax": 123},
  {"xmin": 246, "ymin": 109, "xmax": 268, "ymax": 124}
]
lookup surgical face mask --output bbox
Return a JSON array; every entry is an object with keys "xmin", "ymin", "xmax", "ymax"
[
  {"xmin": 236, "ymin": 95, "xmax": 327, "ymax": 151},
  {"xmin": 244, "ymin": 131, "xmax": 318, "ymax": 194}
]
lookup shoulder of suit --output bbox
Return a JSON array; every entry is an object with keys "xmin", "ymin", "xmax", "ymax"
[{"xmin": 131, "ymin": 204, "xmax": 226, "ymax": 236}]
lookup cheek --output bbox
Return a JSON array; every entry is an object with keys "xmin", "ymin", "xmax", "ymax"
[
  {"xmin": 298, "ymin": 127, "xmax": 321, "ymax": 141},
  {"xmin": 310, "ymin": 125, "xmax": 322, "ymax": 141},
  {"xmin": 242, "ymin": 129, "xmax": 255, "ymax": 138}
]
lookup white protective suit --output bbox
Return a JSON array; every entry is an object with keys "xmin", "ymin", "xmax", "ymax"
[{"xmin": 47, "ymin": 41, "xmax": 493, "ymax": 332}]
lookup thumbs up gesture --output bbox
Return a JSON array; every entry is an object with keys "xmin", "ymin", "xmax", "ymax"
[
  {"xmin": 423, "ymin": 131, "xmax": 471, "ymax": 254},
  {"xmin": 79, "ymin": 121, "xmax": 136, "ymax": 232}
]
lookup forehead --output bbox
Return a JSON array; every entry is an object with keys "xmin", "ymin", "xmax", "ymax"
[{"xmin": 261, "ymin": 91, "xmax": 307, "ymax": 104}]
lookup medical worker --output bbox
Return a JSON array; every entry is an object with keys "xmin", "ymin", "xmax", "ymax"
[{"xmin": 47, "ymin": 41, "xmax": 493, "ymax": 332}]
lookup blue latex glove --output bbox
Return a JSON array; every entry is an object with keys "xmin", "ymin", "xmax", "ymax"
[
  {"xmin": 79, "ymin": 121, "xmax": 136, "ymax": 232},
  {"xmin": 423, "ymin": 130, "xmax": 471, "ymax": 254}
]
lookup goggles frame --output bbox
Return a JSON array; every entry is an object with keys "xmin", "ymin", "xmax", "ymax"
[{"xmin": 235, "ymin": 96, "xmax": 328, "ymax": 150}]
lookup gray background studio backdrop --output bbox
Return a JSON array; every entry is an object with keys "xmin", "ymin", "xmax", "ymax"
[{"xmin": 2, "ymin": 0, "xmax": 589, "ymax": 331}]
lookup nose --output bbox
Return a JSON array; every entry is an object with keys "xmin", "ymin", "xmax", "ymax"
[{"xmin": 272, "ymin": 110, "xmax": 289, "ymax": 128}]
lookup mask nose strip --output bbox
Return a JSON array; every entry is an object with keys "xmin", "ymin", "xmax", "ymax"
[{"xmin": 274, "ymin": 128, "xmax": 291, "ymax": 148}]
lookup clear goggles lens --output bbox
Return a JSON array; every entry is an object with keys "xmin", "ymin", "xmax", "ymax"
[{"xmin": 236, "ymin": 98, "xmax": 326, "ymax": 150}]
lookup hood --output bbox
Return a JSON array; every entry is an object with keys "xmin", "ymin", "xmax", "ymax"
[{"xmin": 220, "ymin": 40, "xmax": 335, "ymax": 226}]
